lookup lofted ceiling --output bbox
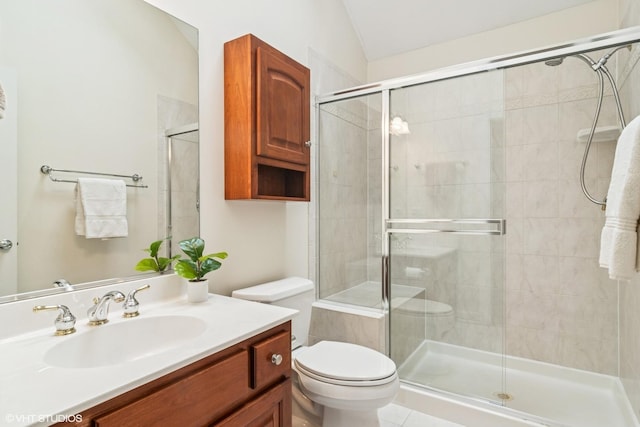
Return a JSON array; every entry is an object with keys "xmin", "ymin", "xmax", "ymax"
[{"xmin": 341, "ymin": 0, "xmax": 598, "ymax": 60}]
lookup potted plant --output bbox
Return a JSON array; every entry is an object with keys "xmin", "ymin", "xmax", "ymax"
[
  {"xmin": 174, "ymin": 237, "xmax": 228, "ymax": 302},
  {"xmin": 135, "ymin": 238, "xmax": 180, "ymax": 273}
]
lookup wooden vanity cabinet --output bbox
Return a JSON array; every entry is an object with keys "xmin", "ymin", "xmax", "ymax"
[
  {"xmin": 53, "ymin": 322, "xmax": 292, "ymax": 427},
  {"xmin": 224, "ymin": 33, "xmax": 311, "ymax": 201}
]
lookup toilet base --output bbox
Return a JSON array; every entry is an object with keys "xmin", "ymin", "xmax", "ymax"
[
  {"xmin": 322, "ymin": 407, "xmax": 381, "ymax": 427},
  {"xmin": 293, "ymin": 414, "xmax": 320, "ymax": 427}
]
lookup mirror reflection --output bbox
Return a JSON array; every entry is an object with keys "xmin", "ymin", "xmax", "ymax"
[{"xmin": 0, "ymin": 0, "xmax": 199, "ymax": 300}]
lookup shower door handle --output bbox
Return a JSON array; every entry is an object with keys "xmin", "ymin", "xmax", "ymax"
[{"xmin": 386, "ymin": 219, "xmax": 506, "ymax": 236}]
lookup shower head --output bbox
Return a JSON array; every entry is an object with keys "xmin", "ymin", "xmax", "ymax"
[{"xmin": 544, "ymin": 57, "xmax": 564, "ymax": 66}]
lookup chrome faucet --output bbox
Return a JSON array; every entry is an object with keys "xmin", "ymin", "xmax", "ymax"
[
  {"xmin": 52, "ymin": 279, "xmax": 73, "ymax": 291},
  {"xmin": 122, "ymin": 284, "xmax": 151, "ymax": 318},
  {"xmin": 87, "ymin": 291, "xmax": 125, "ymax": 325},
  {"xmin": 33, "ymin": 305, "xmax": 77, "ymax": 336}
]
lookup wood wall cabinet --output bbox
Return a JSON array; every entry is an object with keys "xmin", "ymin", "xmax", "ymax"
[
  {"xmin": 224, "ymin": 34, "xmax": 310, "ymax": 201},
  {"xmin": 54, "ymin": 322, "xmax": 292, "ymax": 427}
]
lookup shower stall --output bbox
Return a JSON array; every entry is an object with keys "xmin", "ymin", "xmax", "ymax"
[
  {"xmin": 163, "ymin": 123, "xmax": 200, "ymax": 257},
  {"xmin": 315, "ymin": 28, "xmax": 640, "ymax": 427}
]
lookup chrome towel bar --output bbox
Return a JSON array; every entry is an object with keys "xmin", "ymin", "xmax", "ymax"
[{"xmin": 40, "ymin": 165, "xmax": 148, "ymax": 188}]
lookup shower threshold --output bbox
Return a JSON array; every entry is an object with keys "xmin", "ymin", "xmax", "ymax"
[{"xmin": 398, "ymin": 340, "xmax": 638, "ymax": 427}]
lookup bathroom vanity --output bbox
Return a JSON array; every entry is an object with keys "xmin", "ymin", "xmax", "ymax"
[
  {"xmin": 0, "ymin": 275, "xmax": 296, "ymax": 427},
  {"xmin": 54, "ymin": 323, "xmax": 292, "ymax": 426}
]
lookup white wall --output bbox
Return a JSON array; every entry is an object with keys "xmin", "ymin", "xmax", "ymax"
[
  {"xmin": 144, "ymin": 0, "xmax": 367, "ymax": 295},
  {"xmin": 368, "ymin": 0, "xmax": 619, "ymax": 82}
]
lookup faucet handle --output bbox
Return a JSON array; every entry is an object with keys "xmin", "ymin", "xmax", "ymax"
[
  {"xmin": 33, "ymin": 305, "xmax": 76, "ymax": 336},
  {"xmin": 123, "ymin": 284, "xmax": 151, "ymax": 318}
]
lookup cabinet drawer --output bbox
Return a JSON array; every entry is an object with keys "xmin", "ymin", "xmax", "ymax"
[
  {"xmin": 94, "ymin": 350, "xmax": 250, "ymax": 427},
  {"xmin": 252, "ymin": 330, "xmax": 291, "ymax": 389}
]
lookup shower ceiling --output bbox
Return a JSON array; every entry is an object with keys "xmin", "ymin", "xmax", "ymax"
[{"xmin": 341, "ymin": 0, "xmax": 598, "ymax": 60}]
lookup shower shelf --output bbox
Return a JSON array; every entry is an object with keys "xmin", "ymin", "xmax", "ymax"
[{"xmin": 576, "ymin": 126, "xmax": 621, "ymax": 143}]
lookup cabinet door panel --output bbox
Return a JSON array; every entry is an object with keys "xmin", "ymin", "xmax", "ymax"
[
  {"xmin": 94, "ymin": 350, "xmax": 250, "ymax": 427},
  {"xmin": 214, "ymin": 379, "xmax": 291, "ymax": 427},
  {"xmin": 256, "ymin": 46, "xmax": 309, "ymax": 165}
]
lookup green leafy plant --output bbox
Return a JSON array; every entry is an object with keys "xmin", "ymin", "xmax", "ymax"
[
  {"xmin": 135, "ymin": 238, "xmax": 180, "ymax": 273},
  {"xmin": 174, "ymin": 237, "xmax": 228, "ymax": 282}
]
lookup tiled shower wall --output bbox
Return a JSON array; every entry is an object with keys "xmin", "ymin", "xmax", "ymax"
[
  {"xmin": 618, "ymin": 0, "xmax": 640, "ymax": 418},
  {"xmin": 503, "ymin": 54, "xmax": 621, "ymax": 375}
]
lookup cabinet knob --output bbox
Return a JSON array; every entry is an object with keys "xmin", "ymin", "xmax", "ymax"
[{"xmin": 271, "ymin": 353, "xmax": 283, "ymax": 366}]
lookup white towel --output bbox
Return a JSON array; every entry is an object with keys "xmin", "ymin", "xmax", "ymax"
[
  {"xmin": 75, "ymin": 178, "xmax": 128, "ymax": 239},
  {"xmin": 599, "ymin": 115, "xmax": 640, "ymax": 280}
]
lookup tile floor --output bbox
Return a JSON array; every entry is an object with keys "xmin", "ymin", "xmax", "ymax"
[{"xmin": 380, "ymin": 403, "xmax": 464, "ymax": 427}]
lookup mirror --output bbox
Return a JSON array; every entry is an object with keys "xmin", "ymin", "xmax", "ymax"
[{"xmin": 0, "ymin": 0, "xmax": 199, "ymax": 301}]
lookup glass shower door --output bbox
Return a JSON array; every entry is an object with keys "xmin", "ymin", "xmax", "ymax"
[
  {"xmin": 317, "ymin": 92, "xmax": 384, "ymax": 308},
  {"xmin": 387, "ymin": 71, "xmax": 507, "ymax": 404}
]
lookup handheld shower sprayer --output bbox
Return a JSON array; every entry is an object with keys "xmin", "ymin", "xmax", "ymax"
[
  {"xmin": 543, "ymin": 44, "xmax": 631, "ymax": 209},
  {"xmin": 591, "ymin": 44, "xmax": 632, "ymax": 71}
]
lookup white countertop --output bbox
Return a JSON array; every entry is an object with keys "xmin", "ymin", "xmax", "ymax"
[{"xmin": 0, "ymin": 278, "xmax": 297, "ymax": 427}]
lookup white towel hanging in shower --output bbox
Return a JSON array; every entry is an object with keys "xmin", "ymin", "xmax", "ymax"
[{"xmin": 599, "ymin": 115, "xmax": 640, "ymax": 280}]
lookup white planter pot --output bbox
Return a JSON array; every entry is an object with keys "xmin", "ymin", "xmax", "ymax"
[{"xmin": 186, "ymin": 279, "xmax": 209, "ymax": 303}]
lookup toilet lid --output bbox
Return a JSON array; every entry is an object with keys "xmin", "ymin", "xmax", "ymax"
[
  {"xmin": 294, "ymin": 341, "xmax": 396, "ymax": 383},
  {"xmin": 426, "ymin": 299, "xmax": 453, "ymax": 315}
]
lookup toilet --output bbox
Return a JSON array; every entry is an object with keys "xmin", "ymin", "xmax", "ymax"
[{"xmin": 232, "ymin": 277, "xmax": 399, "ymax": 427}]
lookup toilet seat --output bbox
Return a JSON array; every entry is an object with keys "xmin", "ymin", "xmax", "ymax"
[
  {"xmin": 294, "ymin": 341, "xmax": 397, "ymax": 387},
  {"xmin": 426, "ymin": 299, "xmax": 453, "ymax": 316}
]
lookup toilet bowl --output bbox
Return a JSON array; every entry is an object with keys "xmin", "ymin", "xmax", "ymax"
[
  {"xmin": 291, "ymin": 366, "xmax": 323, "ymax": 427},
  {"xmin": 294, "ymin": 341, "xmax": 399, "ymax": 426},
  {"xmin": 232, "ymin": 277, "xmax": 399, "ymax": 427}
]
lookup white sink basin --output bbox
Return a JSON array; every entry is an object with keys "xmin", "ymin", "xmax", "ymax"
[{"xmin": 44, "ymin": 315, "xmax": 207, "ymax": 369}]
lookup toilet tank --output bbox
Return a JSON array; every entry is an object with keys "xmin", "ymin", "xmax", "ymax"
[{"xmin": 231, "ymin": 277, "xmax": 314, "ymax": 349}]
